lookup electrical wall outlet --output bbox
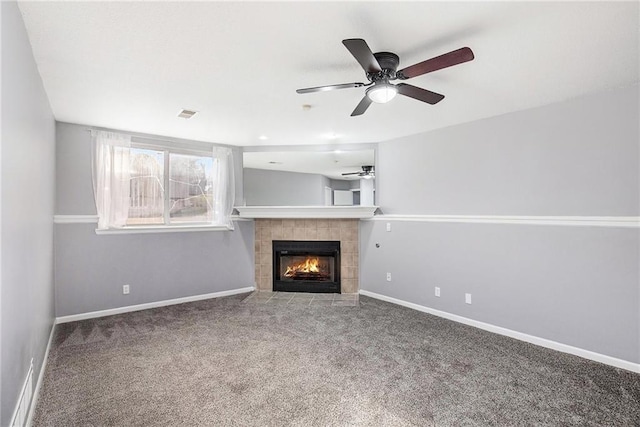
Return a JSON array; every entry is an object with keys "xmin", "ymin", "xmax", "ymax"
[
  {"xmin": 386, "ymin": 222, "xmax": 391, "ymax": 232},
  {"xmin": 386, "ymin": 272, "xmax": 392, "ymax": 282},
  {"xmin": 123, "ymin": 284, "xmax": 130, "ymax": 295},
  {"xmin": 435, "ymin": 287, "xmax": 441, "ymax": 297},
  {"xmin": 465, "ymin": 293, "xmax": 472, "ymax": 304}
]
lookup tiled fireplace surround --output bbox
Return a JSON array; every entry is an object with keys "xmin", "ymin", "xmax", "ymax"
[{"xmin": 254, "ymin": 219, "xmax": 359, "ymax": 293}]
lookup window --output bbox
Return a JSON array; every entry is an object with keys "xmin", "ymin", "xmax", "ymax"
[
  {"xmin": 92, "ymin": 130, "xmax": 235, "ymax": 231},
  {"xmin": 129, "ymin": 148, "xmax": 164, "ymax": 225},
  {"xmin": 128, "ymin": 148, "xmax": 216, "ymax": 226}
]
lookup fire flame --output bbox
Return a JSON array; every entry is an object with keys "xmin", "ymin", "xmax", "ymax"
[{"xmin": 284, "ymin": 257, "xmax": 320, "ymax": 277}]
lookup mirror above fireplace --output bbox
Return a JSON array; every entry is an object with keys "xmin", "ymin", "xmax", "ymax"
[{"xmin": 241, "ymin": 146, "xmax": 376, "ymax": 208}]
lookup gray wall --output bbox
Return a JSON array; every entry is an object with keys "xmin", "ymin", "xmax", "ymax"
[
  {"xmin": 55, "ymin": 122, "xmax": 254, "ymax": 316},
  {"xmin": 377, "ymin": 86, "xmax": 639, "ymax": 216},
  {"xmin": 360, "ymin": 85, "xmax": 640, "ymax": 364},
  {"xmin": 54, "ymin": 223, "xmax": 254, "ymax": 316},
  {"xmin": 1, "ymin": 2, "xmax": 56, "ymax": 424},
  {"xmin": 243, "ymin": 168, "xmax": 330, "ymax": 206},
  {"xmin": 329, "ymin": 179, "xmax": 354, "ymax": 191}
]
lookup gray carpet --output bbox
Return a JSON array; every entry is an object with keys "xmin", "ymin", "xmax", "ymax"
[{"xmin": 33, "ymin": 293, "xmax": 639, "ymax": 426}]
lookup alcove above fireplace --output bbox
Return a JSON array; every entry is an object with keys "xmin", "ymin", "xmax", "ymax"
[{"xmin": 273, "ymin": 240, "xmax": 340, "ymax": 293}]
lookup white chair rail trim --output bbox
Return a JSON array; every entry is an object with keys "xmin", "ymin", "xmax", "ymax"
[
  {"xmin": 53, "ymin": 215, "xmax": 251, "ymax": 234},
  {"xmin": 365, "ymin": 215, "xmax": 640, "ymax": 228},
  {"xmin": 54, "ymin": 214, "xmax": 99, "ymax": 224}
]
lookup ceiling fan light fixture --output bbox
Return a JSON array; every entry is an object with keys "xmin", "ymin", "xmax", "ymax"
[{"xmin": 366, "ymin": 83, "xmax": 397, "ymax": 104}]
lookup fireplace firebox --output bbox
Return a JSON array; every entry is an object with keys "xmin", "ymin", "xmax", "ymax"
[{"xmin": 272, "ymin": 240, "xmax": 340, "ymax": 293}]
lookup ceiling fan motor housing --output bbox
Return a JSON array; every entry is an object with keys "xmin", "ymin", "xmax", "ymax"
[{"xmin": 368, "ymin": 52, "xmax": 400, "ymax": 82}]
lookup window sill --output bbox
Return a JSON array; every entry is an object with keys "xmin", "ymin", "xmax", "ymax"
[{"xmin": 95, "ymin": 224, "xmax": 233, "ymax": 235}]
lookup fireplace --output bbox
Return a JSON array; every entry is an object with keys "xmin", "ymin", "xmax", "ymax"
[{"xmin": 273, "ymin": 240, "xmax": 340, "ymax": 293}]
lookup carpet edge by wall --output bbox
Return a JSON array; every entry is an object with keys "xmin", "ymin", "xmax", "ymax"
[
  {"xmin": 359, "ymin": 289, "xmax": 640, "ymax": 373},
  {"xmin": 55, "ymin": 286, "xmax": 255, "ymax": 324}
]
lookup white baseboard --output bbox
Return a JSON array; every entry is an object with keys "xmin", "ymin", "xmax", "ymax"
[
  {"xmin": 25, "ymin": 322, "xmax": 56, "ymax": 427},
  {"xmin": 55, "ymin": 286, "xmax": 255, "ymax": 324},
  {"xmin": 359, "ymin": 290, "xmax": 640, "ymax": 374}
]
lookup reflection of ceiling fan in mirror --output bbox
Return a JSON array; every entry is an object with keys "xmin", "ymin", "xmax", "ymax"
[
  {"xmin": 342, "ymin": 165, "xmax": 375, "ymax": 179},
  {"xmin": 296, "ymin": 38, "xmax": 474, "ymax": 116}
]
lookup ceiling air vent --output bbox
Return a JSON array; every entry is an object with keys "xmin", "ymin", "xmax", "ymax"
[{"xmin": 177, "ymin": 109, "xmax": 198, "ymax": 119}]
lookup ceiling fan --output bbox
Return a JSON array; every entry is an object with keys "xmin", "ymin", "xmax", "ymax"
[
  {"xmin": 342, "ymin": 165, "xmax": 375, "ymax": 179},
  {"xmin": 296, "ymin": 38, "xmax": 474, "ymax": 116}
]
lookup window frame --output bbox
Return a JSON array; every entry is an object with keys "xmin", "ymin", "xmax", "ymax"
[{"xmin": 96, "ymin": 138, "xmax": 233, "ymax": 234}]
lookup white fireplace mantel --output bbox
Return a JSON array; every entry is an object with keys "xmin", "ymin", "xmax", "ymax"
[{"xmin": 234, "ymin": 206, "xmax": 379, "ymax": 219}]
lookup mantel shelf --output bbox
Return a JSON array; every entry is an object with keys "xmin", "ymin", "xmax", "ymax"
[{"xmin": 234, "ymin": 206, "xmax": 379, "ymax": 219}]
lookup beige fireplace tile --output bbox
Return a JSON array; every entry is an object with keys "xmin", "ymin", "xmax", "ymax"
[
  {"xmin": 257, "ymin": 276, "xmax": 270, "ymax": 290},
  {"xmin": 255, "ymin": 264, "xmax": 261, "ymax": 279},
  {"xmin": 260, "ymin": 242, "xmax": 272, "ymax": 255},
  {"xmin": 271, "ymin": 226, "xmax": 284, "ymax": 240},
  {"xmin": 305, "ymin": 228, "xmax": 318, "ymax": 240},
  {"xmin": 282, "ymin": 227, "xmax": 294, "ymax": 240},
  {"xmin": 270, "ymin": 219, "xmax": 283, "ymax": 228},
  {"xmin": 282, "ymin": 219, "xmax": 296, "ymax": 229},
  {"xmin": 293, "ymin": 228, "xmax": 307, "ymax": 240},
  {"xmin": 329, "ymin": 228, "xmax": 341, "ymax": 240},
  {"xmin": 255, "ymin": 219, "xmax": 266, "ymax": 229},
  {"xmin": 304, "ymin": 219, "xmax": 318, "ymax": 229},
  {"xmin": 341, "ymin": 255, "xmax": 350, "ymax": 268},
  {"xmin": 259, "ymin": 251, "xmax": 271, "ymax": 266},
  {"xmin": 339, "ymin": 219, "xmax": 354, "ymax": 229},
  {"xmin": 294, "ymin": 219, "xmax": 306, "ymax": 228},
  {"xmin": 342, "ymin": 279, "xmax": 358, "ymax": 294},
  {"xmin": 329, "ymin": 220, "xmax": 341, "ymax": 230},
  {"xmin": 351, "ymin": 253, "xmax": 360, "ymax": 268},
  {"xmin": 267, "ymin": 219, "xmax": 282, "ymax": 228},
  {"xmin": 259, "ymin": 227, "xmax": 271, "ymax": 241},
  {"xmin": 317, "ymin": 219, "xmax": 331, "ymax": 228},
  {"xmin": 342, "ymin": 253, "xmax": 355, "ymax": 267},
  {"xmin": 342, "ymin": 240, "xmax": 358, "ymax": 254},
  {"xmin": 317, "ymin": 227, "xmax": 330, "ymax": 240},
  {"xmin": 340, "ymin": 227, "xmax": 357, "ymax": 242},
  {"xmin": 259, "ymin": 265, "xmax": 271, "ymax": 278},
  {"xmin": 342, "ymin": 266, "xmax": 357, "ymax": 279}
]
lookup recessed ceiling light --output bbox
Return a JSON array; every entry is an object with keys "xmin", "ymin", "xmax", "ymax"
[
  {"xmin": 177, "ymin": 109, "xmax": 198, "ymax": 119},
  {"xmin": 323, "ymin": 133, "xmax": 341, "ymax": 140},
  {"xmin": 258, "ymin": 135, "xmax": 269, "ymax": 140}
]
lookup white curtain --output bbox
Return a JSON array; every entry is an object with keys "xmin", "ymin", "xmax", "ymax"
[
  {"xmin": 91, "ymin": 131, "xmax": 132, "ymax": 229},
  {"xmin": 211, "ymin": 146, "xmax": 235, "ymax": 229}
]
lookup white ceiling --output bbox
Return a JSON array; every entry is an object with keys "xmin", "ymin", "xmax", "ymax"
[{"xmin": 18, "ymin": 1, "xmax": 639, "ymax": 147}]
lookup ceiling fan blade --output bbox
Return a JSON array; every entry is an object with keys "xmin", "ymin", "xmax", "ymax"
[
  {"xmin": 296, "ymin": 82, "xmax": 367, "ymax": 94},
  {"xmin": 350, "ymin": 96, "xmax": 372, "ymax": 116},
  {"xmin": 341, "ymin": 172, "xmax": 361, "ymax": 176},
  {"xmin": 396, "ymin": 83, "xmax": 445, "ymax": 105},
  {"xmin": 342, "ymin": 39, "xmax": 382, "ymax": 73},
  {"xmin": 397, "ymin": 47, "xmax": 474, "ymax": 80}
]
